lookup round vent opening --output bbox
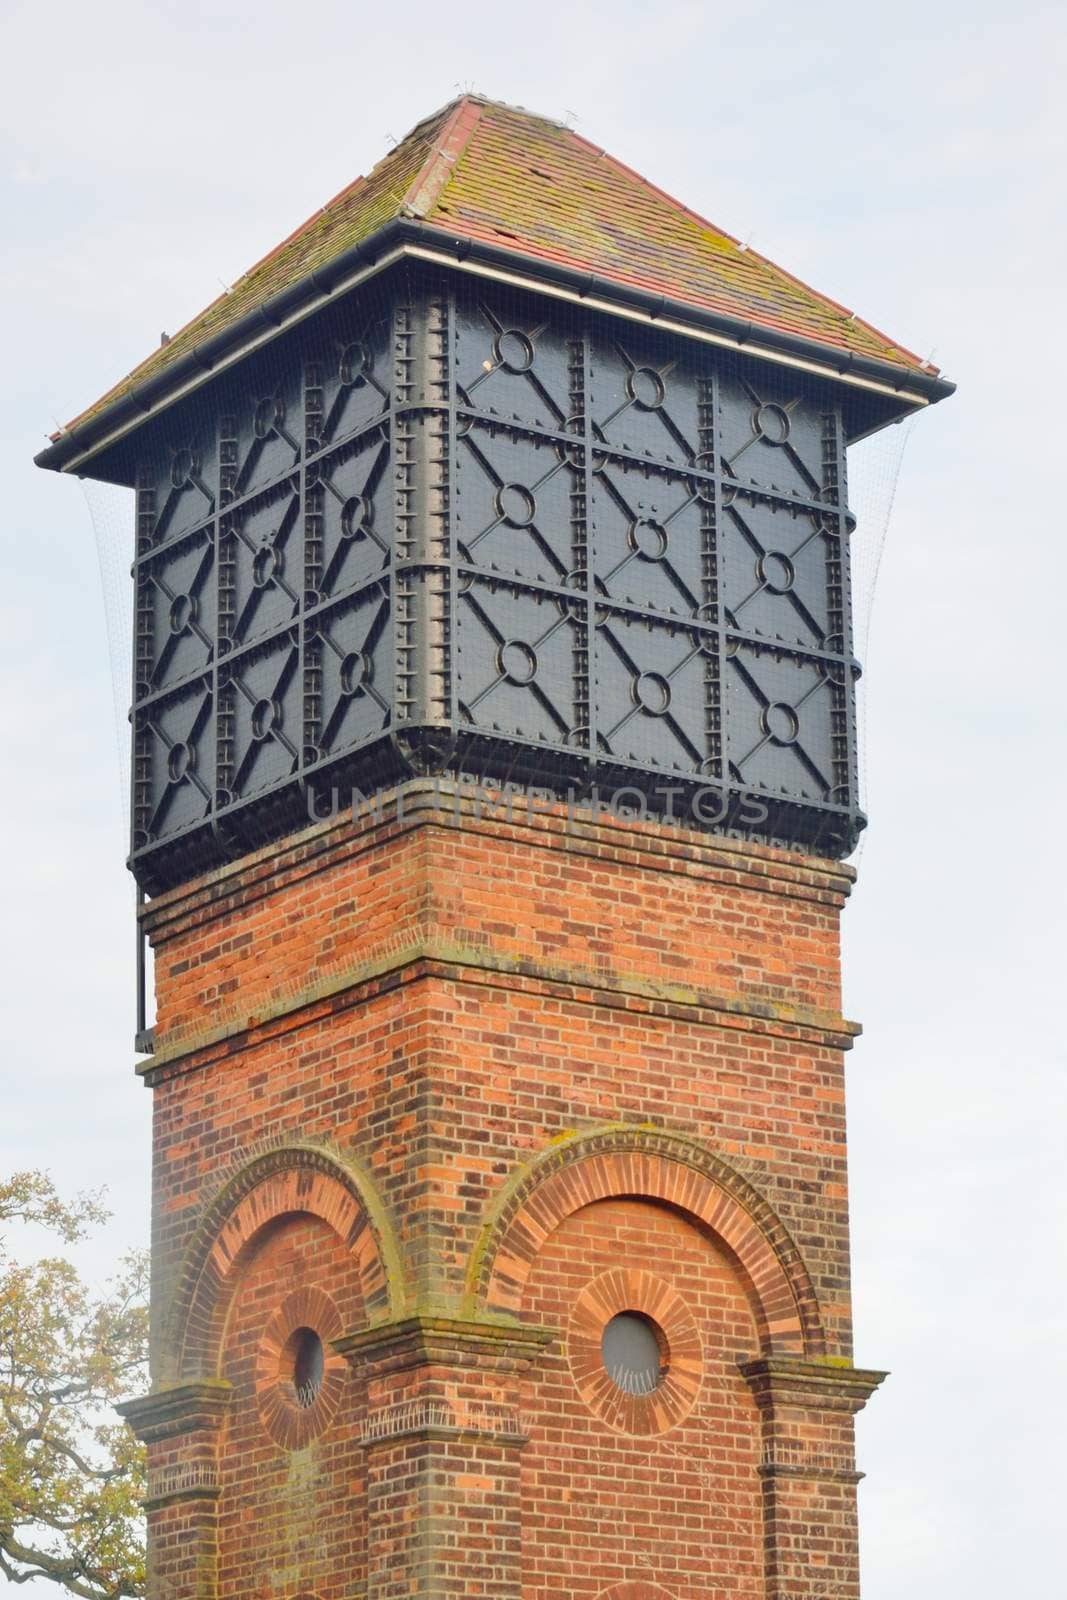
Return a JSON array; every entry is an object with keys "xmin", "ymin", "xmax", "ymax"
[
  {"xmin": 600, "ymin": 1311, "xmax": 668, "ymax": 1396},
  {"xmin": 287, "ymin": 1327, "xmax": 325, "ymax": 1409}
]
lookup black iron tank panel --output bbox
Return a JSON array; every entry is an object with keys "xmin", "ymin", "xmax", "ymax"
[{"xmin": 126, "ymin": 265, "xmax": 861, "ymax": 892}]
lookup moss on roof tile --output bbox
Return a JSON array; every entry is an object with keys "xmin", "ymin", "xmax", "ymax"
[{"xmin": 58, "ymin": 95, "xmax": 933, "ymax": 440}]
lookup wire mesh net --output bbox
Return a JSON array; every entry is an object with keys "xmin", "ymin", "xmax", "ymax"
[{"xmin": 82, "ymin": 476, "xmax": 135, "ymax": 815}]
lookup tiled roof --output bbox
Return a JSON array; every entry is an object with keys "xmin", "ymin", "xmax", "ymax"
[{"xmin": 56, "ymin": 96, "xmax": 937, "ymax": 441}]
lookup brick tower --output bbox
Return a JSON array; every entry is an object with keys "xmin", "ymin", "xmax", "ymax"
[{"xmin": 37, "ymin": 98, "xmax": 952, "ymax": 1600}]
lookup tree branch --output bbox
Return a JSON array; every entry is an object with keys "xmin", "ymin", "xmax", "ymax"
[{"xmin": 0, "ymin": 1533, "xmax": 138, "ymax": 1600}]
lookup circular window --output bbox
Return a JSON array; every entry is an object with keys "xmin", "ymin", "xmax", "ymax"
[
  {"xmin": 256, "ymin": 1287, "xmax": 343, "ymax": 1449},
  {"xmin": 601, "ymin": 1312, "xmax": 667, "ymax": 1395},
  {"xmin": 287, "ymin": 1327, "xmax": 325, "ymax": 1408},
  {"xmin": 568, "ymin": 1269, "xmax": 702, "ymax": 1436}
]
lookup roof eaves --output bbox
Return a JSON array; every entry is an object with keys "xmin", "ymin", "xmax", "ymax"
[
  {"xmin": 406, "ymin": 223, "xmax": 954, "ymax": 402},
  {"xmin": 50, "ymin": 166, "xmax": 381, "ymax": 447},
  {"xmin": 35, "ymin": 215, "xmax": 954, "ymax": 478}
]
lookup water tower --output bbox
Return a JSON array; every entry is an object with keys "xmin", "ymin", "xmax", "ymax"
[{"xmin": 37, "ymin": 96, "xmax": 952, "ymax": 1600}]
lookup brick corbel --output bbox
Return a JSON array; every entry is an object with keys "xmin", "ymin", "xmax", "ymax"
[
  {"xmin": 116, "ymin": 1379, "xmax": 233, "ymax": 1444},
  {"xmin": 118, "ymin": 1381, "xmax": 233, "ymax": 1544}
]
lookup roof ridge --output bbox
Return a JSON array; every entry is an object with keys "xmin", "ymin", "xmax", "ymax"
[
  {"xmin": 72, "ymin": 164, "xmax": 381, "ymax": 422},
  {"xmin": 401, "ymin": 96, "xmax": 485, "ymax": 220},
  {"xmin": 394, "ymin": 93, "xmax": 569, "ymax": 152},
  {"xmin": 88, "ymin": 100, "xmax": 469, "ymax": 394}
]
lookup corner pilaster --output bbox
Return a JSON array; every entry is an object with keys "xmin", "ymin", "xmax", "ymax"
[
  {"xmin": 118, "ymin": 1383, "xmax": 233, "ymax": 1600},
  {"xmin": 336, "ymin": 1316, "xmax": 555, "ymax": 1599},
  {"xmin": 740, "ymin": 1358, "xmax": 887, "ymax": 1599}
]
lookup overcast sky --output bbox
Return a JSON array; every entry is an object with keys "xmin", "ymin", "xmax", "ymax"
[{"xmin": 1, "ymin": 2, "xmax": 1064, "ymax": 1595}]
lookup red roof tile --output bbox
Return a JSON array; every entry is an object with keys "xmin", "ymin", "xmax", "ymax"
[{"xmin": 55, "ymin": 96, "xmax": 937, "ymax": 442}]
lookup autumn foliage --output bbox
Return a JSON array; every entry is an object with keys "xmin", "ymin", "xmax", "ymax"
[{"xmin": 0, "ymin": 1172, "xmax": 147, "ymax": 1598}]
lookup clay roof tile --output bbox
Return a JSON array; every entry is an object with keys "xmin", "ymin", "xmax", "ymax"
[{"xmin": 55, "ymin": 94, "xmax": 936, "ymax": 441}]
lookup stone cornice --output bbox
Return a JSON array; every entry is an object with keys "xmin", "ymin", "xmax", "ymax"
[
  {"xmin": 758, "ymin": 1460, "xmax": 864, "ymax": 1485},
  {"xmin": 740, "ymin": 1357, "xmax": 887, "ymax": 1414},
  {"xmin": 116, "ymin": 1380, "xmax": 233, "ymax": 1443},
  {"xmin": 334, "ymin": 1314, "xmax": 557, "ymax": 1376}
]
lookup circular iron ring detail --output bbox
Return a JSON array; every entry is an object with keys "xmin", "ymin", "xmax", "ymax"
[
  {"xmin": 498, "ymin": 640, "xmax": 539, "ymax": 685},
  {"xmin": 629, "ymin": 518, "xmax": 669, "ymax": 561},
  {"xmin": 167, "ymin": 741, "xmax": 194, "ymax": 783},
  {"xmin": 694, "ymin": 603, "xmax": 719, "ymax": 657},
  {"xmin": 341, "ymin": 495, "xmax": 371, "ymax": 539},
  {"xmin": 253, "ymin": 397, "xmax": 284, "ymax": 439},
  {"xmin": 633, "ymin": 671, "xmax": 672, "ymax": 715},
  {"xmin": 251, "ymin": 697, "xmax": 282, "ymax": 741},
  {"xmin": 627, "ymin": 367, "xmax": 666, "ymax": 410},
  {"xmin": 340, "ymin": 651, "xmax": 371, "ymax": 696},
  {"xmin": 168, "ymin": 592, "xmax": 196, "ymax": 635},
  {"xmin": 753, "ymin": 402, "xmax": 790, "ymax": 444},
  {"xmin": 339, "ymin": 341, "xmax": 370, "ymax": 386},
  {"xmin": 757, "ymin": 550, "xmax": 796, "ymax": 594},
  {"xmin": 496, "ymin": 483, "xmax": 536, "ymax": 528},
  {"xmin": 690, "ymin": 448, "xmax": 717, "ymax": 504},
  {"xmin": 252, "ymin": 544, "xmax": 282, "ymax": 589},
  {"xmin": 170, "ymin": 448, "xmax": 196, "ymax": 488},
  {"xmin": 762, "ymin": 701, "xmax": 800, "ymax": 745},
  {"xmin": 494, "ymin": 328, "xmax": 535, "ymax": 373}
]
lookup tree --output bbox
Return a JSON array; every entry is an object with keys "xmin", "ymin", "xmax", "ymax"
[{"xmin": 0, "ymin": 1172, "xmax": 147, "ymax": 1599}]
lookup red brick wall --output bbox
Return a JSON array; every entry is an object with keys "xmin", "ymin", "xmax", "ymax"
[{"xmin": 128, "ymin": 784, "xmax": 875, "ymax": 1600}]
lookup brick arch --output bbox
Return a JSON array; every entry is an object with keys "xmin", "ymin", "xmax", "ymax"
[
  {"xmin": 469, "ymin": 1127, "xmax": 824, "ymax": 1355},
  {"xmin": 164, "ymin": 1143, "xmax": 402, "ymax": 1381}
]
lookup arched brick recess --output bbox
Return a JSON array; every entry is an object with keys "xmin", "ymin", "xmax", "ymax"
[
  {"xmin": 216, "ymin": 1212, "xmax": 371, "ymax": 1598},
  {"xmin": 597, "ymin": 1586, "xmax": 677, "ymax": 1600},
  {"xmin": 472, "ymin": 1127, "xmax": 823, "ymax": 1355},
  {"xmin": 165, "ymin": 1144, "xmax": 401, "ymax": 1381},
  {"xmin": 521, "ymin": 1194, "xmax": 763, "ymax": 1595}
]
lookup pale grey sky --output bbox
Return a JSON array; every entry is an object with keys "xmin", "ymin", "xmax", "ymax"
[{"xmin": 1, "ymin": 2, "xmax": 1064, "ymax": 1595}]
